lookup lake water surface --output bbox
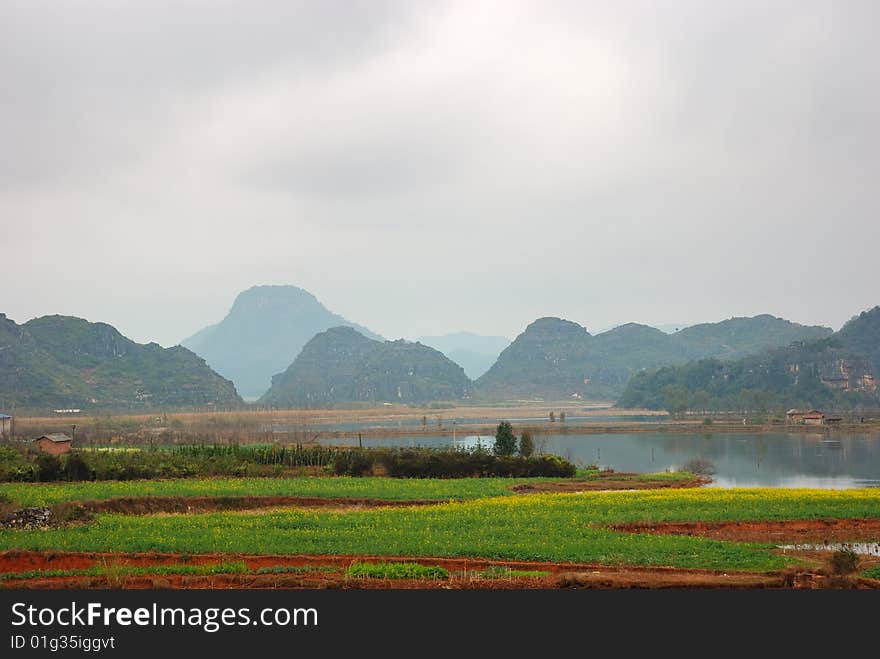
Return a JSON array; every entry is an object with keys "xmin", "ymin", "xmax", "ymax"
[{"xmin": 317, "ymin": 432, "xmax": 880, "ymax": 489}]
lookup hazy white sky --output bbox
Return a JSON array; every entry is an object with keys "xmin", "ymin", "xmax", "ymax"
[{"xmin": 2, "ymin": 0, "xmax": 877, "ymax": 346}]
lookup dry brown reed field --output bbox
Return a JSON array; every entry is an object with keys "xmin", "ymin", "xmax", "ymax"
[{"xmin": 9, "ymin": 403, "xmax": 669, "ymax": 447}]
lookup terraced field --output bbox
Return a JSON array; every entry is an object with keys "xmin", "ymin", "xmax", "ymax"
[{"xmin": 2, "ymin": 478, "xmax": 879, "ymax": 589}]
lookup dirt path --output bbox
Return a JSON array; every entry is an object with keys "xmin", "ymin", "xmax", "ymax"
[
  {"xmin": 77, "ymin": 495, "xmax": 443, "ymax": 515},
  {"xmin": 38, "ymin": 475, "xmax": 709, "ymax": 517}
]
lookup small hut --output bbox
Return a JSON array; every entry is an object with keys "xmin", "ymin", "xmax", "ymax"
[{"xmin": 32, "ymin": 433, "xmax": 72, "ymax": 455}]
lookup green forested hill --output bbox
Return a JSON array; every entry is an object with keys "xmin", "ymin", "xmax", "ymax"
[
  {"xmin": 618, "ymin": 308, "xmax": 880, "ymax": 413},
  {"xmin": 0, "ymin": 314, "xmax": 242, "ymax": 411},
  {"xmin": 835, "ymin": 306, "xmax": 880, "ymax": 374},
  {"xmin": 260, "ymin": 326, "xmax": 472, "ymax": 406},
  {"xmin": 474, "ymin": 315, "xmax": 832, "ymax": 401},
  {"xmin": 672, "ymin": 314, "xmax": 832, "ymax": 360}
]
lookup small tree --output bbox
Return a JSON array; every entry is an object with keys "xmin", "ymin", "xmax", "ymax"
[
  {"xmin": 662, "ymin": 385, "xmax": 689, "ymax": 417},
  {"xmin": 519, "ymin": 431, "xmax": 534, "ymax": 457},
  {"xmin": 494, "ymin": 421, "xmax": 517, "ymax": 456},
  {"xmin": 549, "ymin": 412, "xmax": 556, "ymax": 423},
  {"xmin": 559, "ymin": 411, "xmax": 566, "ymax": 423}
]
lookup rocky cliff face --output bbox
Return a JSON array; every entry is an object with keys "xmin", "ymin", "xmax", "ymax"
[
  {"xmin": 620, "ymin": 333, "xmax": 879, "ymax": 411},
  {"xmin": 835, "ymin": 306, "xmax": 880, "ymax": 376}
]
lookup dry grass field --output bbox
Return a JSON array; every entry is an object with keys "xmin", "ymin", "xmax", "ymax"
[{"xmin": 9, "ymin": 403, "xmax": 668, "ymax": 446}]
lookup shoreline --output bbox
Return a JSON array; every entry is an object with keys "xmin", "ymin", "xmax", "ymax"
[{"xmin": 294, "ymin": 420, "xmax": 880, "ymax": 442}]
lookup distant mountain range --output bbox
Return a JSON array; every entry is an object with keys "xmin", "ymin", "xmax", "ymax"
[
  {"xmin": 4, "ymin": 281, "xmax": 875, "ymax": 413},
  {"xmin": 182, "ymin": 285, "xmax": 381, "ymax": 399},
  {"xmin": 619, "ymin": 307, "xmax": 880, "ymax": 411},
  {"xmin": 0, "ymin": 313, "xmax": 241, "ymax": 411},
  {"xmin": 415, "ymin": 332, "xmax": 510, "ymax": 379},
  {"xmin": 260, "ymin": 327, "xmax": 471, "ymax": 406},
  {"xmin": 475, "ymin": 314, "xmax": 833, "ymax": 400}
]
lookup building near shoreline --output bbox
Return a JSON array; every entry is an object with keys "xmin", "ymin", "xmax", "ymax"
[
  {"xmin": 0, "ymin": 414, "xmax": 12, "ymax": 440},
  {"xmin": 786, "ymin": 409, "xmax": 840, "ymax": 426}
]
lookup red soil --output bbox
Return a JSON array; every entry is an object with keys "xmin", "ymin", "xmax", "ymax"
[
  {"xmin": 611, "ymin": 518, "xmax": 880, "ymax": 544},
  {"xmin": 78, "ymin": 495, "xmax": 441, "ymax": 515},
  {"xmin": 5, "ymin": 549, "xmax": 877, "ymax": 589}
]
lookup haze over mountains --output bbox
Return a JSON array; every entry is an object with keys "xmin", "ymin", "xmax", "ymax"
[
  {"xmin": 0, "ymin": 313, "xmax": 241, "ymax": 411},
  {"xmin": 415, "ymin": 332, "xmax": 510, "ymax": 380},
  {"xmin": 2, "ymin": 281, "xmax": 876, "ymax": 413},
  {"xmin": 182, "ymin": 286, "xmax": 381, "ymax": 399}
]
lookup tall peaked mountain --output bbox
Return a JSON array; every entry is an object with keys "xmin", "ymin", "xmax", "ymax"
[
  {"xmin": 416, "ymin": 331, "xmax": 511, "ymax": 379},
  {"xmin": 476, "ymin": 314, "xmax": 833, "ymax": 401},
  {"xmin": 260, "ymin": 326, "xmax": 471, "ymax": 406},
  {"xmin": 0, "ymin": 314, "xmax": 241, "ymax": 410},
  {"xmin": 182, "ymin": 285, "xmax": 382, "ymax": 398}
]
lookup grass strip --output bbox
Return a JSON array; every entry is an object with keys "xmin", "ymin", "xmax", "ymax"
[
  {"xmin": 0, "ymin": 562, "xmax": 248, "ymax": 582},
  {"xmin": 0, "ymin": 476, "xmax": 561, "ymax": 507},
  {"xmin": 345, "ymin": 562, "xmax": 449, "ymax": 579},
  {"xmin": 862, "ymin": 565, "xmax": 880, "ymax": 580}
]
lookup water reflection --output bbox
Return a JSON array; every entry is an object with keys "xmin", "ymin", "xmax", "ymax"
[{"xmin": 317, "ymin": 432, "xmax": 880, "ymax": 489}]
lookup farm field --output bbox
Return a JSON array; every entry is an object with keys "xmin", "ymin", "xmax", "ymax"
[
  {"xmin": 2, "ymin": 481, "xmax": 880, "ymax": 589},
  {"xmin": 0, "ymin": 471, "xmax": 699, "ymax": 508},
  {"xmin": 0, "ymin": 476, "xmax": 551, "ymax": 508}
]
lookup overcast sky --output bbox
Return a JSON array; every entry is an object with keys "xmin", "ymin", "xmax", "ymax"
[{"xmin": 2, "ymin": 0, "xmax": 878, "ymax": 346}]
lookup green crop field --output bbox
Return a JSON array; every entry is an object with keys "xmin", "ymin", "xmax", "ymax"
[
  {"xmin": 0, "ymin": 476, "xmax": 541, "ymax": 507},
  {"xmin": 0, "ymin": 472, "xmax": 690, "ymax": 507},
  {"xmin": 4, "ymin": 489, "xmax": 879, "ymax": 571}
]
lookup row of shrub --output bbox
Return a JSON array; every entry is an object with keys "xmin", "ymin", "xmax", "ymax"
[
  {"xmin": 169, "ymin": 444, "xmax": 342, "ymax": 467},
  {"xmin": 330, "ymin": 448, "xmax": 576, "ymax": 478},
  {"xmin": 0, "ymin": 446, "xmax": 300, "ymax": 482},
  {"xmin": 0, "ymin": 445, "xmax": 576, "ymax": 482}
]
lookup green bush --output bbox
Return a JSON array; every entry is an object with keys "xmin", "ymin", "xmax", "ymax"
[
  {"xmin": 330, "ymin": 450, "xmax": 377, "ymax": 477},
  {"xmin": 35, "ymin": 454, "xmax": 62, "ymax": 482},
  {"xmin": 0, "ymin": 447, "xmax": 37, "ymax": 482},
  {"xmin": 862, "ymin": 565, "xmax": 880, "ymax": 580},
  {"xmin": 63, "ymin": 453, "xmax": 93, "ymax": 481},
  {"xmin": 0, "ymin": 444, "xmax": 576, "ymax": 482},
  {"xmin": 328, "ymin": 448, "xmax": 575, "ymax": 478}
]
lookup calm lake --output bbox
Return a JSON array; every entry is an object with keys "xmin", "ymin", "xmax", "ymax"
[{"xmin": 317, "ymin": 432, "xmax": 880, "ymax": 489}]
